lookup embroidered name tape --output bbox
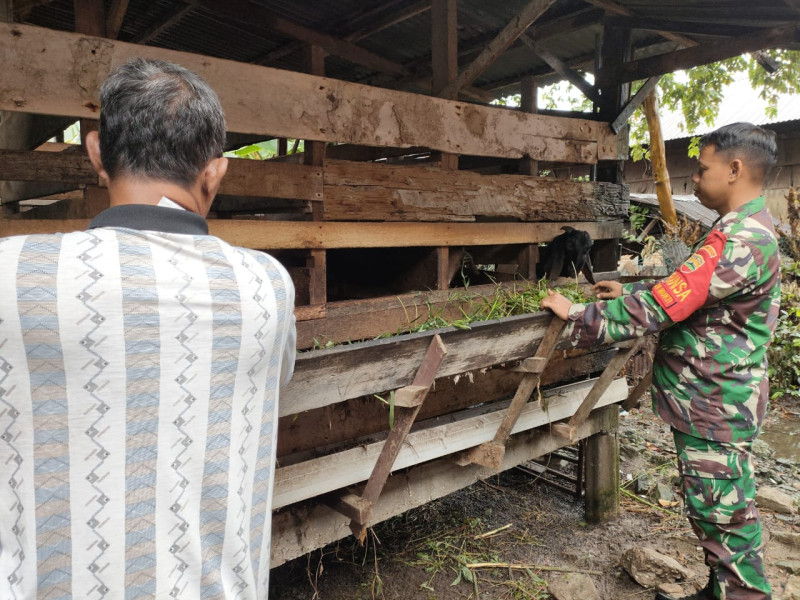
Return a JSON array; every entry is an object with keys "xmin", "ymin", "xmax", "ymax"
[{"xmin": 651, "ymin": 229, "xmax": 727, "ymax": 321}]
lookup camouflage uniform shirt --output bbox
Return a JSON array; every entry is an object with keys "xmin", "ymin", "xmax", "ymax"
[{"xmin": 566, "ymin": 196, "xmax": 781, "ymax": 443}]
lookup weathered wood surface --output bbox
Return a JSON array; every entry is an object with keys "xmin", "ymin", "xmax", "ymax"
[
  {"xmin": 283, "ymin": 310, "xmax": 563, "ymax": 416},
  {"xmin": 350, "ymin": 335, "xmax": 448, "ymax": 538},
  {"xmin": 271, "ymin": 405, "xmax": 619, "ymax": 567},
  {"xmin": 277, "ymin": 346, "xmax": 619, "ymax": 457},
  {"xmin": 598, "ymin": 25, "xmax": 798, "ymax": 85},
  {"xmin": 322, "ymin": 160, "xmax": 629, "ymax": 222},
  {"xmin": 466, "ymin": 316, "xmax": 566, "ymax": 468},
  {"xmin": 0, "ymin": 23, "xmax": 625, "ymax": 163},
  {"xmin": 0, "ymin": 149, "xmax": 323, "ymax": 201},
  {"xmin": 2, "ymin": 219, "xmax": 625, "ymax": 250},
  {"xmin": 273, "ymin": 377, "xmax": 627, "ymax": 509}
]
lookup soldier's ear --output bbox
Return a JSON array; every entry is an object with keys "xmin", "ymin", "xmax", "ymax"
[{"xmin": 729, "ymin": 158, "xmax": 743, "ymax": 183}]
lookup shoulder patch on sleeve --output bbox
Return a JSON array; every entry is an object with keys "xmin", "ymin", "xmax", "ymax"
[{"xmin": 651, "ymin": 229, "xmax": 727, "ymax": 321}]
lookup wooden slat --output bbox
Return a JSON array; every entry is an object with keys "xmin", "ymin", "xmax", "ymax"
[
  {"xmin": 465, "ymin": 315, "xmax": 566, "ymax": 468},
  {"xmin": 0, "ymin": 149, "xmax": 323, "ymax": 201},
  {"xmin": 277, "ymin": 346, "xmax": 620, "ymax": 457},
  {"xmin": 283, "ymin": 310, "xmax": 577, "ymax": 416},
  {"xmin": 322, "ymin": 160, "xmax": 628, "ymax": 221},
  {"xmin": 611, "ymin": 75, "xmax": 661, "ymax": 134},
  {"xmin": 273, "ymin": 377, "xmax": 627, "ymax": 508},
  {"xmin": 598, "ymin": 25, "xmax": 798, "ymax": 86},
  {"xmin": 534, "ymin": 48, "xmax": 599, "ymax": 104},
  {"xmin": 271, "ymin": 404, "xmax": 618, "ymax": 567},
  {"xmin": 0, "ymin": 219, "xmax": 625, "ymax": 249},
  {"xmin": 0, "ymin": 23, "xmax": 624, "ymax": 163},
  {"xmin": 439, "ymin": 0, "xmax": 558, "ymax": 98}
]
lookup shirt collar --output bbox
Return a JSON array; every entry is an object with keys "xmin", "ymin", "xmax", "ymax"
[
  {"xmin": 718, "ymin": 196, "xmax": 765, "ymax": 229},
  {"xmin": 87, "ymin": 204, "xmax": 209, "ymax": 235}
]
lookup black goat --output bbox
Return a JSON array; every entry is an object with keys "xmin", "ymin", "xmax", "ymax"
[{"xmin": 537, "ymin": 226, "xmax": 596, "ymax": 284}]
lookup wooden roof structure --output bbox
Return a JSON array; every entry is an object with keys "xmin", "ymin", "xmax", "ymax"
[{"xmin": 11, "ymin": 0, "xmax": 800, "ymax": 108}]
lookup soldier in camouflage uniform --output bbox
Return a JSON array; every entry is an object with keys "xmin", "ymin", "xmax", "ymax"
[{"xmin": 542, "ymin": 123, "xmax": 781, "ymax": 600}]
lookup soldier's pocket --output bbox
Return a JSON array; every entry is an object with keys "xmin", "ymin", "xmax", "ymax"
[{"xmin": 679, "ymin": 448, "xmax": 754, "ymax": 525}]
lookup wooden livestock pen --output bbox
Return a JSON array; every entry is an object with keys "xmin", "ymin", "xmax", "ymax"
[{"xmin": 2, "ymin": 0, "xmax": 799, "ymax": 568}]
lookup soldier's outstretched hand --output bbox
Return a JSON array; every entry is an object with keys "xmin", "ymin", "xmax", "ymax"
[
  {"xmin": 593, "ymin": 280, "xmax": 623, "ymax": 299},
  {"xmin": 540, "ymin": 289, "xmax": 572, "ymax": 320}
]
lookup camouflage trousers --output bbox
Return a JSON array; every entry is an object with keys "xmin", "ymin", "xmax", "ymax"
[{"xmin": 673, "ymin": 430, "xmax": 772, "ymax": 600}]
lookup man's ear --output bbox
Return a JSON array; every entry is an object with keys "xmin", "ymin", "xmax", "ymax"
[
  {"xmin": 199, "ymin": 156, "xmax": 228, "ymax": 215},
  {"xmin": 85, "ymin": 130, "xmax": 110, "ymax": 183},
  {"xmin": 729, "ymin": 158, "xmax": 744, "ymax": 183}
]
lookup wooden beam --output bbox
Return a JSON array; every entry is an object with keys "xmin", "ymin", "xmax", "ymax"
[
  {"xmin": 533, "ymin": 47, "xmax": 599, "ymax": 104},
  {"xmin": 598, "ymin": 25, "xmax": 799, "ymax": 86},
  {"xmin": 0, "ymin": 23, "xmax": 624, "ymax": 163},
  {"xmin": 278, "ymin": 346, "xmax": 620, "ymax": 457},
  {"xmin": 274, "ymin": 378, "xmax": 626, "ymax": 508},
  {"xmin": 133, "ymin": 3, "xmax": 195, "ymax": 43},
  {"xmin": 198, "ymin": 0, "xmax": 408, "ymax": 77},
  {"xmin": 439, "ymin": 0, "xmax": 558, "ymax": 98},
  {"xmin": 322, "ymin": 160, "xmax": 629, "ymax": 222},
  {"xmin": 0, "ymin": 150, "xmax": 323, "ymax": 200},
  {"xmin": 105, "ymin": 0, "xmax": 130, "ymax": 38},
  {"xmin": 584, "ymin": 0, "xmax": 698, "ymax": 47},
  {"xmin": 1, "ymin": 219, "xmax": 626, "ymax": 250},
  {"xmin": 73, "ymin": 0, "xmax": 105, "ymax": 37},
  {"xmin": 519, "ymin": 75, "xmax": 538, "ymax": 176},
  {"xmin": 611, "ymin": 75, "xmax": 660, "ymax": 133},
  {"xmin": 271, "ymin": 405, "xmax": 619, "ymax": 567},
  {"xmin": 256, "ymin": 0, "xmax": 430, "ymax": 66},
  {"xmin": 431, "ymin": 0, "xmax": 459, "ymax": 170},
  {"xmin": 584, "ymin": 409, "xmax": 620, "ymax": 522},
  {"xmin": 603, "ymin": 16, "xmax": 756, "ymax": 38}
]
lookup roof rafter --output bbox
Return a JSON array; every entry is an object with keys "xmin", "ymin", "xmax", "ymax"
[
  {"xmin": 438, "ymin": 0, "xmax": 559, "ymax": 99},
  {"xmin": 197, "ymin": 0, "xmax": 409, "ymax": 77},
  {"xmin": 598, "ymin": 24, "xmax": 799, "ymax": 86},
  {"xmin": 256, "ymin": 0, "xmax": 430, "ymax": 67},
  {"xmin": 583, "ymin": 0, "xmax": 698, "ymax": 47}
]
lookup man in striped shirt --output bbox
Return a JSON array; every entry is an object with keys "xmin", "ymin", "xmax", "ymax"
[{"xmin": 0, "ymin": 58, "xmax": 296, "ymax": 598}]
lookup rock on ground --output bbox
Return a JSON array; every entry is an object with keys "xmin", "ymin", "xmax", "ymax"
[
  {"xmin": 785, "ymin": 575, "xmax": 800, "ymax": 600},
  {"xmin": 757, "ymin": 486, "xmax": 796, "ymax": 514},
  {"xmin": 772, "ymin": 530, "xmax": 800, "ymax": 548},
  {"xmin": 547, "ymin": 572, "xmax": 601, "ymax": 600},
  {"xmin": 621, "ymin": 547, "xmax": 693, "ymax": 588}
]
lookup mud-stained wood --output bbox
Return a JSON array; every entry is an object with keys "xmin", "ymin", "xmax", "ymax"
[
  {"xmin": 0, "ymin": 150, "xmax": 322, "ymax": 201},
  {"xmin": 282, "ymin": 310, "xmax": 585, "ymax": 416},
  {"xmin": 277, "ymin": 346, "xmax": 619, "ymax": 457},
  {"xmin": 322, "ymin": 160, "xmax": 629, "ymax": 222},
  {"xmin": 273, "ymin": 377, "xmax": 627, "ymax": 508},
  {"xmin": 2, "ymin": 219, "xmax": 624, "ymax": 250},
  {"xmin": 0, "ymin": 23, "xmax": 625, "ymax": 163},
  {"xmin": 271, "ymin": 405, "xmax": 618, "ymax": 567}
]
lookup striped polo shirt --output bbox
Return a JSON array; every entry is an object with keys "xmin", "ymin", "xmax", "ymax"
[{"xmin": 0, "ymin": 203, "xmax": 296, "ymax": 599}]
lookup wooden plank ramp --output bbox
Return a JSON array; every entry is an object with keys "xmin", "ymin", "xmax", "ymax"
[{"xmin": 273, "ymin": 377, "xmax": 627, "ymax": 509}]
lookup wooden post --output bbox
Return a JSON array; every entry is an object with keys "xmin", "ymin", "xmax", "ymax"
[
  {"xmin": 592, "ymin": 23, "xmax": 631, "ymax": 273},
  {"xmin": 520, "ymin": 75, "xmax": 539, "ymax": 176},
  {"xmin": 278, "ymin": 137, "xmax": 288, "ymax": 156},
  {"xmin": 305, "ymin": 43, "xmax": 327, "ymax": 306},
  {"xmin": 642, "ymin": 89, "xmax": 677, "ymax": 226},
  {"xmin": 583, "ymin": 404, "xmax": 619, "ymax": 523},
  {"xmin": 431, "ymin": 0, "xmax": 458, "ymax": 170},
  {"xmin": 74, "ymin": 0, "xmax": 109, "ymax": 218}
]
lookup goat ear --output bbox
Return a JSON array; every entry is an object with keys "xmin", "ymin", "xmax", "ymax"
[
  {"xmin": 561, "ymin": 225, "xmax": 575, "ymax": 232},
  {"xmin": 547, "ymin": 252, "xmax": 565, "ymax": 281}
]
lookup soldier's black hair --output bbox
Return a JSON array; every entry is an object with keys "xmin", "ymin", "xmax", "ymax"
[
  {"xmin": 98, "ymin": 58, "xmax": 226, "ymax": 187},
  {"xmin": 700, "ymin": 122, "xmax": 777, "ymax": 179}
]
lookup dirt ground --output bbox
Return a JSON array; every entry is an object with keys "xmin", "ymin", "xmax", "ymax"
[{"xmin": 269, "ymin": 398, "xmax": 800, "ymax": 600}]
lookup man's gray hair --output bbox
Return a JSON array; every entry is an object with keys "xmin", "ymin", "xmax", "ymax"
[{"xmin": 98, "ymin": 58, "xmax": 226, "ymax": 187}]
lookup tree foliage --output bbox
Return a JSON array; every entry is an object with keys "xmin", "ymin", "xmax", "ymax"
[{"xmin": 502, "ymin": 50, "xmax": 800, "ymax": 161}]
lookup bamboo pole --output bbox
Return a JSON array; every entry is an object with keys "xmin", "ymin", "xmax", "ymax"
[{"xmin": 643, "ymin": 89, "xmax": 678, "ymax": 226}]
